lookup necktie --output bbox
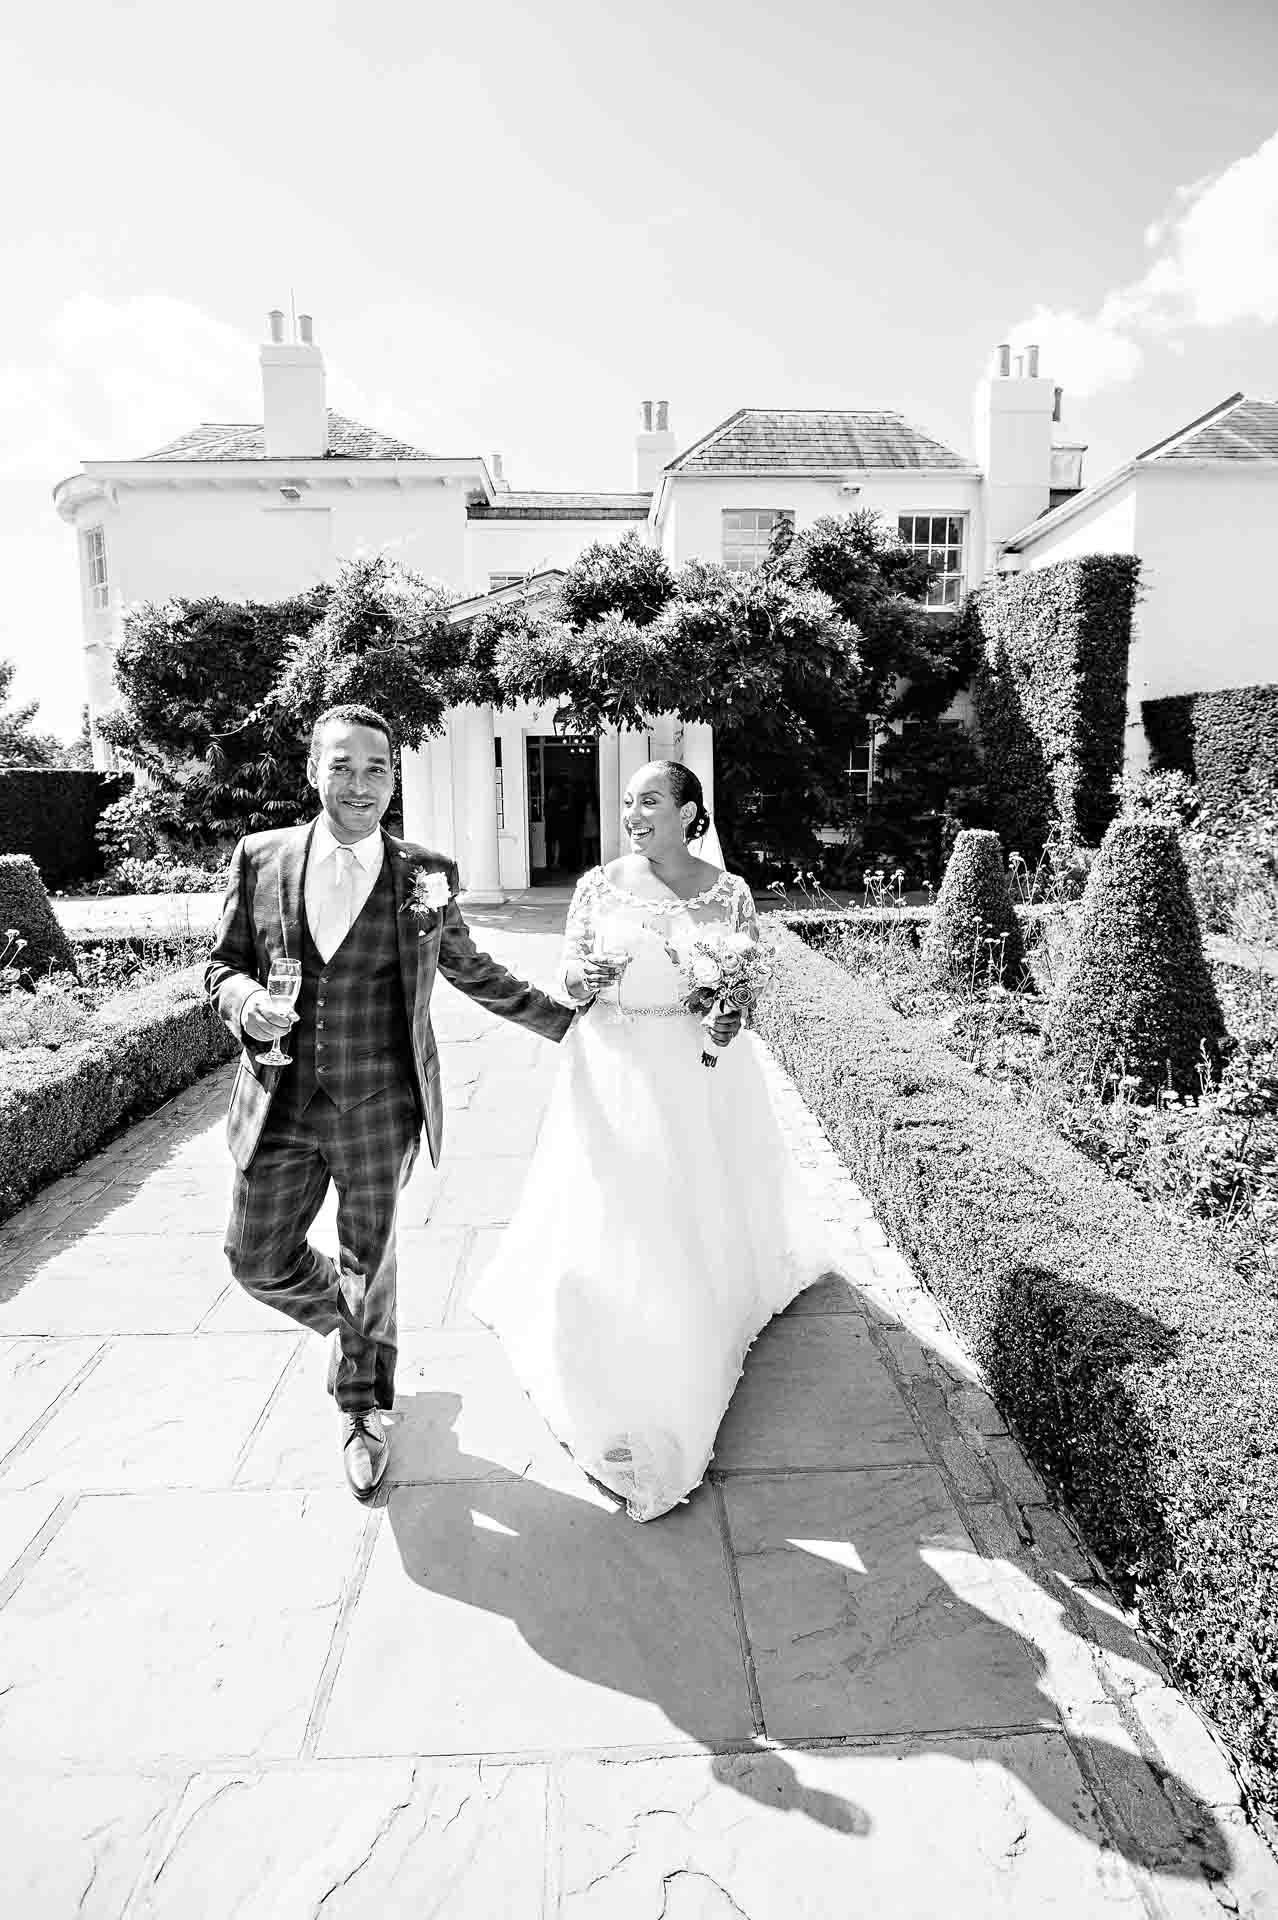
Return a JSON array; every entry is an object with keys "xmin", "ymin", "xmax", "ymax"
[{"xmin": 317, "ymin": 844, "xmax": 358, "ymax": 961}]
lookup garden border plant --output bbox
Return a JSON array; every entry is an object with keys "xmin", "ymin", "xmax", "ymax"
[
  {"xmin": 755, "ymin": 921, "xmax": 1278, "ymax": 1821},
  {"xmin": 0, "ymin": 964, "xmax": 237, "ymax": 1220}
]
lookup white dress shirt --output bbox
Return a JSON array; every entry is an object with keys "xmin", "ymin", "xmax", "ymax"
[{"xmin": 305, "ymin": 817, "xmax": 385, "ymax": 959}]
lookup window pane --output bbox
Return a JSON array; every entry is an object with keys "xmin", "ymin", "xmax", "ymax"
[
  {"xmin": 928, "ymin": 516, "xmax": 946, "ymax": 544},
  {"xmin": 898, "ymin": 515, "xmax": 914, "ymax": 542},
  {"xmin": 947, "ymin": 517, "xmax": 964, "ymax": 546}
]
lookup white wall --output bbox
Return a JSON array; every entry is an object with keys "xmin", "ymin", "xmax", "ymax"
[
  {"xmin": 63, "ymin": 474, "xmax": 474, "ymax": 755},
  {"xmin": 1016, "ymin": 465, "xmax": 1277, "ymax": 773},
  {"xmin": 466, "ymin": 514, "xmax": 646, "ymax": 593},
  {"xmin": 661, "ymin": 472, "xmax": 987, "ymax": 585},
  {"xmin": 1011, "ymin": 476, "xmax": 1137, "ymax": 568}
]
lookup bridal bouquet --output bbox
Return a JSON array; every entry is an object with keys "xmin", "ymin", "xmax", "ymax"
[{"xmin": 664, "ymin": 929, "xmax": 772, "ymax": 1068}]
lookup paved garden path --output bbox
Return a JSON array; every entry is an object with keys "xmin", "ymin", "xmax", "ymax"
[{"xmin": 4, "ymin": 899, "xmax": 1276, "ymax": 1917}]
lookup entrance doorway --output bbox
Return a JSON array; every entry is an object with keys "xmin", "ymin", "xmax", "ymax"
[{"xmin": 526, "ymin": 735, "xmax": 600, "ymax": 886}]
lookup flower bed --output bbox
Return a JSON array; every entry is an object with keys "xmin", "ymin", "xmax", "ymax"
[
  {"xmin": 756, "ymin": 923, "xmax": 1278, "ymax": 1820},
  {"xmin": 0, "ymin": 963, "xmax": 236, "ymax": 1221}
]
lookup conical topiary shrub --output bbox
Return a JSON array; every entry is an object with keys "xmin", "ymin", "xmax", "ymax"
[
  {"xmin": 0, "ymin": 854, "xmax": 77, "ymax": 978},
  {"xmin": 923, "ymin": 828, "xmax": 1026, "ymax": 989},
  {"xmin": 1045, "ymin": 818, "xmax": 1224, "ymax": 1098}
]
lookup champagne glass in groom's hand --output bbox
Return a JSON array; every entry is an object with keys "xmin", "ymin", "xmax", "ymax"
[{"xmin": 261, "ymin": 959, "xmax": 302, "ymax": 1065}]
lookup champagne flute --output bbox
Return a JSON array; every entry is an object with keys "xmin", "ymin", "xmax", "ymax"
[
  {"xmin": 262, "ymin": 959, "xmax": 302, "ymax": 1066},
  {"xmin": 595, "ymin": 930, "xmax": 633, "ymax": 989}
]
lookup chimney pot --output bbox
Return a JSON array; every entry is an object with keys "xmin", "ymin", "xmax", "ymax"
[
  {"xmin": 1026, "ymin": 344, "xmax": 1040, "ymax": 378},
  {"xmin": 298, "ymin": 312, "xmax": 314, "ymax": 345},
  {"xmin": 997, "ymin": 343, "xmax": 1011, "ymax": 378},
  {"xmin": 641, "ymin": 400, "xmax": 654, "ymax": 432},
  {"xmin": 268, "ymin": 309, "xmax": 285, "ymax": 344},
  {"xmin": 656, "ymin": 400, "xmax": 669, "ymax": 432},
  {"xmin": 492, "ymin": 452, "xmax": 504, "ymax": 481},
  {"xmin": 1053, "ymin": 385, "xmax": 1063, "ymax": 424}
]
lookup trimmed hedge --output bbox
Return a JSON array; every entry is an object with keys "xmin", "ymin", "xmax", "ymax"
[
  {"xmin": 756, "ymin": 923, "xmax": 1278, "ymax": 1818},
  {"xmin": 0, "ymin": 964, "xmax": 237, "ymax": 1220},
  {"xmin": 923, "ymin": 828, "xmax": 1026, "ymax": 988},
  {"xmin": 966, "ymin": 556, "xmax": 1140, "ymax": 856},
  {"xmin": 1142, "ymin": 684, "xmax": 1278, "ymax": 811},
  {"xmin": 1047, "ymin": 819, "xmax": 1225, "ymax": 1098},
  {"xmin": 0, "ymin": 770, "xmax": 131, "ymax": 889},
  {"xmin": 0, "ymin": 854, "xmax": 78, "ymax": 976},
  {"xmin": 773, "ymin": 902, "xmax": 1058, "ymax": 958}
]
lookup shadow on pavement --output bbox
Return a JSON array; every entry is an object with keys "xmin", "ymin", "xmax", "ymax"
[{"xmin": 384, "ymin": 1354, "xmax": 1233, "ymax": 1881}]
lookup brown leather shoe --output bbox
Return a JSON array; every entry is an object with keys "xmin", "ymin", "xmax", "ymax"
[{"xmin": 341, "ymin": 1409, "xmax": 388, "ymax": 1501}]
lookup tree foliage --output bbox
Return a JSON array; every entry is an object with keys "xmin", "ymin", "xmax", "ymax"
[
  {"xmin": 99, "ymin": 557, "xmax": 474, "ymax": 846},
  {"xmin": 491, "ymin": 512, "xmax": 975, "ymax": 882},
  {"xmin": 0, "ymin": 659, "xmax": 62, "ymax": 769}
]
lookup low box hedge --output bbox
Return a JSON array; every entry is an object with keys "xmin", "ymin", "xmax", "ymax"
[
  {"xmin": 756, "ymin": 922, "xmax": 1278, "ymax": 1818},
  {"xmin": 0, "ymin": 964, "xmax": 237, "ymax": 1221},
  {"xmin": 776, "ymin": 901, "xmax": 1058, "ymax": 956}
]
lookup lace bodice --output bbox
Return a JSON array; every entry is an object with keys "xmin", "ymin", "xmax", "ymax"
[{"xmin": 561, "ymin": 866, "xmax": 759, "ymax": 1014}]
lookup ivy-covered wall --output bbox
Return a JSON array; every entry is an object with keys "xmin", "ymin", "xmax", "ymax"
[
  {"xmin": 1142, "ymin": 683, "xmax": 1278, "ymax": 809},
  {"xmin": 965, "ymin": 555, "xmax": 1141, "ymax": 856}
]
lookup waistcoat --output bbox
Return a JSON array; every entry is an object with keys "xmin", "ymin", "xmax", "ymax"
[{"xmin": 275, "ymin": 856, "xmax": 411, "ymax": 1115}]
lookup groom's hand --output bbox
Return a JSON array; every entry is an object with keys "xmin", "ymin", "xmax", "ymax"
[{"xmin": 241, "ymin": 988, "xmax": 298, "ymax": 1044}]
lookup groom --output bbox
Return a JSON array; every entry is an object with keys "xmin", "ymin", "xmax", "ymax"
[{"xmin": 206, "ymin": 702, "xmax": 574, "ymax": 1499}]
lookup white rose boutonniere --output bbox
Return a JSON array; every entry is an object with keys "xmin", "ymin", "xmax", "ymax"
[{"xmin": 403, "ymin": 868, "xmax": 453, "ymax": 923}]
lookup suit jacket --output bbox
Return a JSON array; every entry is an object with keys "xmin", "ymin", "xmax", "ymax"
[{"xmin": 205, "ymin": 819, "xmax": 574, "ymax": 1172}]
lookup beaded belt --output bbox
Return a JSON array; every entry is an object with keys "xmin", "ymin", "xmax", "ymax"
[{"xmin": 598, "ymin": 999, "xmax": 693, "ymax": 1020}]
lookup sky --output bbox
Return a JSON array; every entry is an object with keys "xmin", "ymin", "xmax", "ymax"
[{"xmin": 1, "ymin": 0, "xmax": 1276, "ymax": 738}]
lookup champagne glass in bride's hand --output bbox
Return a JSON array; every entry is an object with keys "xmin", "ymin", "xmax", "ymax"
[
  {"xmin": 261, "ymin": 959, "xmax": 302, "ymax": 1065},
  {"xmin": 594, "ymin": 932, "xmax": 634, "ymax": 986}
]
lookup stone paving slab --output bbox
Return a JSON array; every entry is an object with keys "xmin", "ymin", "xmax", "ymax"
[
  {"xmin": 713, "ymin": 1316, "xmax": 925, "ymax": 1470},
  {"xmin": 319, "ymin": 1481, "xmax": 755, "ymax": 1756},
  {"xmin": 552, "ymin": 1740, "xmax": 1155, "ymax": 1918},
  {"xmin": 0, "ymin": 904, "xmax": 1274, "ymax": 1915},
  {"xmin": 0, "ymin": 1334, "xmax": 291, "ymax": 1493},
  {"xmin": 724, "ymin": 1468, "xmax": 1053, "ymax": 1741},
  {"xmin": 0, "ymin": 1490, "xmax": 367, "ymax": 1765},
  {"xmin": 126, "ymin": 1760, "xmax": 551, "ymax": 1919}
]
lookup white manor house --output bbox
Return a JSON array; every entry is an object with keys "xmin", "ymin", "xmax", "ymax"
[{"xmin": 56, "ymin": 309, "xmax": 1205, "ymax": 900}]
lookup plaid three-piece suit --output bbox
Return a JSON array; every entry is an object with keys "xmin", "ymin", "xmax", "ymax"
[{"xmin": 205, "ymin": 818, "xmax": 574, "ymax": 1410}]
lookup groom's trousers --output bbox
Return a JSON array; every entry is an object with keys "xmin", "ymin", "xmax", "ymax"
[{"xmin": 224, "ymin": 1080, "xmax": 420, "ymax": 1412}]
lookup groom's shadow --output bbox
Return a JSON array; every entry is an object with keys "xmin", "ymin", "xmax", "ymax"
[{"xmin": 381, "ymin": 1383, "xmax": 1232, "ymax": 1876}]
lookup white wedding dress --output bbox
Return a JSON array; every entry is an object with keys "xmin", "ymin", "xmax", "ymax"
[{"xmin": 470, "ymin": 866, "xmax": 842, "ymax": 1521}]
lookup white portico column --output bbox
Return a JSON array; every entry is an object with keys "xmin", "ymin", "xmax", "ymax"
[
  {"xmin": 597, "ymin": 729, "xmax": 621, "ymax": 864},
  {"xmin": 678, "ymin": 720, "xmax": 716, "ymax": 824},
  {"xmin": 616, "ymin": 725, "xmax": 653, "ymax": 822},
  {"xmin": 451, "ymin": 702, "xmax": 505, "ymax": 905},
  {"xmin": 399, "ymin": 741, "xmax": 437, "ymax": 846}
]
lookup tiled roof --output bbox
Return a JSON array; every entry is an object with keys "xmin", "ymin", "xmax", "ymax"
[
  {"xmin": 1140, "ymin": 395, "xmax": 1278, "ymax": 463},
  {"xmin": 469, "ymin": 490, "xmax": 650, "ymax": 521},
  {"xmin": 667, "ymin": 408, "xmax": 970, "ymax": 474},
  {"xmin": 138, "ymin": 409, "xmax": 431, "ymax": 462}
]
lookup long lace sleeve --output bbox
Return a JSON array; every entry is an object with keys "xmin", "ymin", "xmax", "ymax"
[
  {"xmin": 558, "ymin": 867, "xmax": 603, "ymax": 999},
  {"xmin": 731, "ymin": 875, "xmax": 760, "ymax": 940}
]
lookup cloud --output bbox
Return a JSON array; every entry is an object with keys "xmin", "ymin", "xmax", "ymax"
[{"xmin": 1008, "ymin": 125, "xmax": 1278, "ymax": 395}]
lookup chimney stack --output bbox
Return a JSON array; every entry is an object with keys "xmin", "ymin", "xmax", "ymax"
[
  {"xmin": 973, "ymin": 340, "xmax": 1059, "ymax": 565},
  {"xmin": 634, "ymin": 397, "xmax": 676, "ymax": 493},
  {"xmin": 260, "ymin": 306, "xmax": 327, "ymax": 458}
]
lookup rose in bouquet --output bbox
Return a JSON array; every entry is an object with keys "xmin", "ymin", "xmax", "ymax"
[{"xmin": 663, "ymin": 928, "xmax": 772, "ymax": 1068}]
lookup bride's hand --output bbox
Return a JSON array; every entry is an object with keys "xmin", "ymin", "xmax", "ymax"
[
  {"xmin": 566, "ymin": 955, "xmax": 621, "ymax": 1001},
  {"xmin": 706, "ymin": 1005, "xmax": 743, "ymax": 1046}
]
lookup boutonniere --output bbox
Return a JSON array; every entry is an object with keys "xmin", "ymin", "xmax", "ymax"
[{"xmin": 402, "ymin": 868, "xmax": 453, "ymax": 921}]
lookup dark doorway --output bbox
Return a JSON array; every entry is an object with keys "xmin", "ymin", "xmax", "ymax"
[{"xmin": 527, "ymin": 735, "xmax": 600, "ymax": 886}]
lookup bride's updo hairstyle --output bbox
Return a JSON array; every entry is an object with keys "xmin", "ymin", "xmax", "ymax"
[{"xmin": 652, "ymin": 761, "xmax": 712, "ymax": 844}]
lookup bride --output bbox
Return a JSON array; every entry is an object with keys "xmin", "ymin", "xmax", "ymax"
[{"xmin": 470, "ymin": 761, "xmax": 841, "ymax": 1521}]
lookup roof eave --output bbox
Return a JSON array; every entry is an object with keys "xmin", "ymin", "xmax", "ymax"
[{"xmin": 1002, "ymin": 461, "xmax": 1137, "ymax": 553}]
